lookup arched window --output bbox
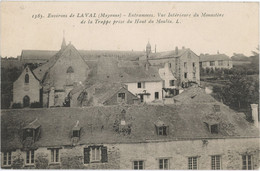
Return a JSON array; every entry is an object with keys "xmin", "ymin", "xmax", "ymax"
[
  {"xmin": 25, "ymin": 74, "xmax": 29, "ymax": 83},
  {"xmin": 67, "ymin": 66, "xmax": 74, "ymax": 73}
]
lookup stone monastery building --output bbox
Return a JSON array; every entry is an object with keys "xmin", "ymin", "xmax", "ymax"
[
  {"xmin": 2, "ymin": 87, "xmax": 259, "ymax": 169},
  {"xmin": 13, "ymin": 38, "xmax": 200, "ymax": 108},
  {"xmin": 2, "ymin": 37, "xmax": 260, "ymax": 170}
]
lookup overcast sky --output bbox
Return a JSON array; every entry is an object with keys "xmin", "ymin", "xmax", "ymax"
[{"xmin": 1, "ymin": 2, "xmax": 259, "ymax": 57}]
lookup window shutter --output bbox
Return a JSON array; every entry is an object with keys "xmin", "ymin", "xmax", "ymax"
[
  {"xmin": 155, "ymin": 125, "xmax": 158, "ymax": 135},
  {"xmin": 166, "ymin": 126, "xmax": 169, "ymax": 135},
  {"xmin": 84, "ymin": 147, "xmax": 90, "ymax": 164},
  {"xmin": 101, "ymin": 146, "xmax": 108, "ymax": 163}
]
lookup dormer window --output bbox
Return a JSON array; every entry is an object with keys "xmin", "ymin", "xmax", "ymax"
[
  {"xmin": 158, "ymin": 126, "xmax": 167, "ymax": 135},
  {"xmin": 25, "ymin": 74, "xmax": 29, "ymax": 83},
  {"xmin": 22, "ymin": 119, "xmax": 41, "ymax": 143},
  {"xmin": 204, "ymin": 121, "xmax": 219, "ymax": 134},
  {"xmin": 210, "ymin": 124, "xmax": 219, "ymax": 134},
  {"xmin": 155, "ymin": 120, "xmax": 169, "ymax": 136},
  {"xmin": 72, "ymin": 120, "xmax": 81, "ymax": 138},
  {"xmin": 73, "ymin": 130, "xmax": 80, "ymax": 137}
]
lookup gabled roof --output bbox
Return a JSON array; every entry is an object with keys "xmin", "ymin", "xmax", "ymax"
[
  {"xmin": 92, "ymin": 83, "xmax": 137, "ymax": 104},
  {"xmin": 139, "ymin": 48, "xmax": 189, "ymax": 60},
  {"xmin": 20, "ymin": 49, "xmax": 145, "ymax": 62},
  {"xmin": 119, "ymin": 66, "xmax": 162, "ymax": 83},
  {"xmin": 21, "ymin": 50, "xmax": 57, "ymax": 61},
  {"xmin": 200, "ymin": 54, "xmax": 230, "ymax": 62},
  {"xmin": 33, "ymin": 44, "xmax": 88, "ymax": 82},
  {"xmin": 1, "ymin": 102, "xmax": 259, "ymax": 151},
  {"xmin": 23, "ymin": 118, "xmax": 41, "ymax": 129},
  {"xmin": 173, "ymin": 86, "xmax": 216, "ymax": 104},
  {"xmin": 2, "ymin": 97, "xmax": 259, "ymax": 151}
]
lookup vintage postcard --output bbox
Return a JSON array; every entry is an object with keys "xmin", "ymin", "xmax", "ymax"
[{"xmin": 1, "ymin": 1, "xmax": 259, "ymax": 170}]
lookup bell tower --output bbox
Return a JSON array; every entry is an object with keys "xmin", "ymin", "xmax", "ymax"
[{"xmin": 146, "ymin": 41, "xmax": 151, "ymax": 58}]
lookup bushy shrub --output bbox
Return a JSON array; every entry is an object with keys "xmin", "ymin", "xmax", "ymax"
[
  {"xmin": 12, "ymin": 103, "xmax": 22, "ymax": 109},
  {"xmin": 30, "ymin": 102, "xmax": 42, "ymax": 108},
  {"xmin": 35, "ymin": 154, "xmax": 49, "ymax": 169}
]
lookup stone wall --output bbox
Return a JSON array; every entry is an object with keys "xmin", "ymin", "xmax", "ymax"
[
  {"xmin": 2, "ymin": 138, "xmax": 259, "ymax": 169},
  {"xmin": 119, "ymin": 138, "xmax": 259, "ymax": 170}
]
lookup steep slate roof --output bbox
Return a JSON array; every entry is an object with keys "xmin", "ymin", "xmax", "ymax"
[
  {"xmin": 173, "ymin": 86, "xmax": 216, "ymax": 104},
  {"xmin": 119, "ymin": 66, "xmax": 162, "ymax": 83},
  {"xmin": 20, "ymin": 50, "xmax": 145, "ymax": 62},
  {"xmin": 2, "ymin": 101, "xmax": 259, "ymax": 151},
  {"xmin": 33, "ymin": 44, "xmax": 88, "ymax": 81},
  {"xmin": 200, "ymin": 54, "xmax": 230, "ymax": 62},
  {"xmin": 92, "ymin": 83, "xmax": 138, "ymax": 104},
  {"xmin": 87, "ymin": 57, "xmax": 162, "ymax": 84},
  {"xmin": 139, "ymin": 48, "xmax": 188, "ymax": 60},
  {"xmin": 21, "ymin": 50, "xmax": 57, "ymax": 62}
]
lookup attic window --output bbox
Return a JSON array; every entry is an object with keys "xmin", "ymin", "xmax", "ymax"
[
  {"xmin": 22, "ymin": 119, "xmax": 41, "ymax": 143},
  {"xmin": 210, "ymin": 124, "xmax": 219, "ymax": 134},
  {"xmin": 204, "ymin": 122, "xmax": 219, "ymax": 134},
  {"xmin": 67, "ymin": 66, "xmax": 74, "ymax": 73},
  {"xmin": 158, "ymin": 126, "xmax": 167, "ymax": 135},
  {"xmin": 73, "ymin": 130, "xmax": 80, "ymax": 137},
  {"xmin": 214, "ymin": 105, "xmax": 220, "ymax": 112},
  {"xmin": 155, "ymin": 120, "xmax": 169, "ymax": 136},
  {"xmin": 72, "ymin": 121, "xmax": 81, "ymax": 138}
]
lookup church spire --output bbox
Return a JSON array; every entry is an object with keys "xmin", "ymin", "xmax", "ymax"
[{"xmin": 61, "ymin": 30, "xmax": 66, "ymax": 50}]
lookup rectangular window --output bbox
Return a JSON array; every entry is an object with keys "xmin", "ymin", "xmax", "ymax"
[
  {"xmin": 184, "ymin": 62, "xmax": 187, "ymax": 68},
  {"xmin": 133, "ymin": 160, "xmax": 144, "ymax": 170},
  {"xmin": 84, "ymin": 146, "xmax": 108, "ymax": 164},
  {"xmin": 158, "ymin": 126, "xmax": 167, "ymax": 135},
  {"xmin": 73, "ymin": 130, "xmax": 80, "ymax": 137},
  {"xmin": 90, "ymin": 147, "xmax": 101, "ymax": 162},
  {"xmin": 242, "ymin": 155, "xmax": 252, "ymax": 170},
  {"xmin": 218, "ymin": 60, "xmax": 223, "ymax": 66},
  {"xmin": 155, "ymin": 92, "xmax": 159, "ymax": 99},
  {"xmin": 184, "ymin": 73, "xmax": 188, "ymax": 79},
  {"xmin": 137, "ymin": 82, "xmax": 142, "ymax": 88},
  {"xmin": 202, "ymin": 62, "xmax": 207, "ymax": 67},
  {"xmin": 169, "ymin": 80, "xmax": 175, "ymax": 86},
  {"xmin": 169, "ymin": 63, "xmax": 172, "ymax": 68},
  {"xmin": 3, "ymin": 152, "xmax": 12, "ymax": 166},
  {"xmin": 159, "ymin": 158, "xmax": 169, "ymax": 170},
  {"xmin": 210, "ymin": 124, "xmax": 219, "ymax": 134},
  {"xmin": 26, "ymin": 150, "xmax": 35, "ymax": 165},
  {"xmin": 188, "ymin": 157, "xmax": 198, "ymax": 170},
  {"xmin": 211, "ymin": 155, "xmax": 221, "ymax": 170},
  {"xmin": 193, "ymin": 72, "xmax": 196, "ymax": 78},
  {"xmin": 118, "ymin": 93, "xmax": 126, "ymax": 101},
  {"xmin": 50, "ymin": 149, "xmax": 59, "ymax": 163},
  {"xmin": 210, "ymin": 61, "xmax": 215, "ymax": 66}
]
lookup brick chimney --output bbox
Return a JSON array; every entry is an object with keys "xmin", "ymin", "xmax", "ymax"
[
  {"xmin": 175, "ymin": 46, "xmax": 178, "ymax": 55},
  {"xmin": 251, "ymin": 104, "xmax": 259, "ymax": 127}
]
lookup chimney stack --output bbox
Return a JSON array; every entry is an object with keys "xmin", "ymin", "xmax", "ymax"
[
  {"xmin": 251, "ymin": 104, "xmax": 259, "ymax": 127},
  {"xmin": 155, "ymin": 44, "xmax": 157, "ymax": 53},
  {"xmin": 175, "ymin": 46, "xmax": 178, "ymax": 55}
]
